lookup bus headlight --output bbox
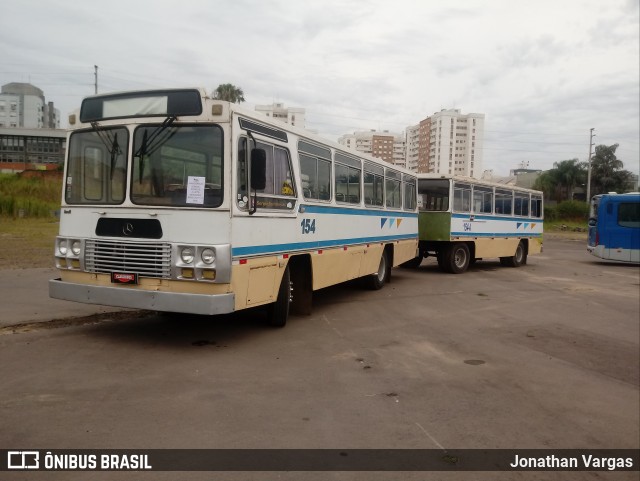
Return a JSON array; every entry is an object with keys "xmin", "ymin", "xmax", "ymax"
[
  {"xmin": 57, "ymin": 239, "xmax": 68, "ymax": 256},
  {"xmin": 71, "ymin": 240, "xmax": 82, "ymax": 255},
  {"xmin": 180, "ymin": 247, "xmax": 195, "ymax": 264},
  {"xmin": 201, "ymin": 248, "xmax": 216, "ymax": 264}
]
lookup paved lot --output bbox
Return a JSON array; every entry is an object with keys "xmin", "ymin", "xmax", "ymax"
[{"xmin": 0, "ymin": 238, "xmax": 638, "ymax": 480}]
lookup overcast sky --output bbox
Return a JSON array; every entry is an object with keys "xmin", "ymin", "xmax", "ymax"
[{"xmin": 2, "ymin": 0, "xmax": 638, "ymax": 176}]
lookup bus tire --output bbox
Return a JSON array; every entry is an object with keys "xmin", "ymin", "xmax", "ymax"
[
  {"xmin": 368, "ymin": 249, "xmax": 389, "ymax": 290},
  {"xmin": 267, "ymin": 266, "xmax": 291, "ymax": 327},
  {"xmin": 445, "ymin": 243, "xmax": 470, "ymax": 274},
  {"xmin": 501, "ymin": 241, "xmax": 526, "ymax": 268}
]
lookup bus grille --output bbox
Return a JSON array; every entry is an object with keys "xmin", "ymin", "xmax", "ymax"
[{"xmin": 85, "ymin": 240, "xmax": 171, "ymax": 278}]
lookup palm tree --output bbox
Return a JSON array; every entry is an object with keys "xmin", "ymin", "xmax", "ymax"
[
  {"xmin": 534, "ymin": 159, "xmax": 586, "ymax": 202},
  {"xmin": 553, "ymin": 159, "xmax": 586, "ymax": 201},
  {"xmin": 213, "ymin": 83, "xmax": 245, "ymax": 103}
]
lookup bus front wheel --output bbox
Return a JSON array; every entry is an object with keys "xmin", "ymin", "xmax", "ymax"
[
  {"xmin": 267, "ymin": 266, "xmax": 291, "ymax": 327},
  {"xmin": 500, "ymin": 241, "xmax": 527, "ymax": 267},
  {"xmin": 444, "ymin": 243, "xmax": 470, "ymax": 274}
]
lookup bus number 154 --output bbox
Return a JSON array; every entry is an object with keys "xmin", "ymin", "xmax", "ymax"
[{"xmin": 301, "ymin": 219, "xmax": 316, "ymax": 234}]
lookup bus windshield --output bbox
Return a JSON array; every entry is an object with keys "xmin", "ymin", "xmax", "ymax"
[
  {"xmin": 131, "ymin": 124, "xmax": 223, "ymax": 207},
  {"xmin": 65, "ymin": 124, "xmax": 224, "ymax": 207},
  {"xmin": 66, "ymin": 127, "xmax": 129, "ymax": 205}
]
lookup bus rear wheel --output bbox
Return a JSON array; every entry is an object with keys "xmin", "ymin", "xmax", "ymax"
[
  {"xmin": 444, "ymin": 243, "xmax": 470, "ymax": 274},
  {"xmin": 500, "ymin": 241, "xmax": 527, "ymax": 267},
  {"xmin": 267, "ymin": 266, "xmax": 291, "ymax": 327},
  {"xmin": 367, "ymin": 249, "xmax": 389, "ymax": 290}
]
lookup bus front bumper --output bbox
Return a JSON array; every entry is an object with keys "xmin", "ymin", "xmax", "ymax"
[{"xmin": 49, "ymin": 278, "xmax": 235, "ymax": 315}]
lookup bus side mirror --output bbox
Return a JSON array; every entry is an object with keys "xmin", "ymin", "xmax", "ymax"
[
  {"xmin": 588, "ymin": 218, "xmax": 597, "ymax": 227},
  {"xmin": 250, "ymin": 148, "xmax": 266, "ymax": 191}
]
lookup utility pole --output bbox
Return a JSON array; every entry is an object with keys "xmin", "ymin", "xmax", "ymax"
[
  {"xmin": 94, "ymin": 65, "xmax": 98, "ymax": 94},
  {"xmin": 586, "ymin": 128, "xmax": 595, "ymax": 203}
]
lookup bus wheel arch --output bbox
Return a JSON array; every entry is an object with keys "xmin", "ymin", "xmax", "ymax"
[
  {"xmin": 500, "ymin": 240, "xmax": 527, "ymax": 267},
  {"xmin": 267, "ymin": 265, "xmax": 291, "ymax": 328},
  {"xmin": 289, "ymin": 254, "xmax": 313, "ymax": 316}
]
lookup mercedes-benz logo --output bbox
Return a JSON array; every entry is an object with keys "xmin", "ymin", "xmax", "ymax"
[{"xmin": 122, "ymin": 222, "xmax": 135, "ymax": 236}]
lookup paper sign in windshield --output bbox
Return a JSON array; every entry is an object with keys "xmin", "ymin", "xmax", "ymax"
[{"xmin": 186, "ymin": 176, "xmax": 206, "ymax": 204}]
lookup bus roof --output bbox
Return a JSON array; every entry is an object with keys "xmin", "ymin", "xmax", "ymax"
[
  {"xmin": 71, "ymin": 87, "xmax": 419, "ymax": 179},
  {"xmin": 416, "ymin": 173, "xmax": 543, "ymax": 194}
]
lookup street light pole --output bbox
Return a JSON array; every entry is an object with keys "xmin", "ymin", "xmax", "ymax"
[{"xmin": 586, "ymin": 128, "xmax": 595, "ymax": 203}]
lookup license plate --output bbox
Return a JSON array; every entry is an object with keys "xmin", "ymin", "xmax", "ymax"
[{"xmin": 111, "ymin": 272, "xmax": 138, "ymax": 285}]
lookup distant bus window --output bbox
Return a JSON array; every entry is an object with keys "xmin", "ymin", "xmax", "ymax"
[{"xmin": 618, "ymin": 203, "xmax": 640, "ymax": 228}]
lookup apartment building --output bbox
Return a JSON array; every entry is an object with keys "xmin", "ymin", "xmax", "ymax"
[
  {"xmin": 255, "ymin": 102, "xmax": 306, "ymax": 129},
  {"xmin": 0, "ymin": 82, "xmax": 60, "ymax": 129},
  {"xmin": 337, "ymin": 130, "xmax": 406, "ymax": 167},
  {"xmin": 339, "ymin": 109, "xmax": 484, "ymax": 176},
  {"xmin": 422, "ymin": 109, "xmax": 484, "ymax": 178}
]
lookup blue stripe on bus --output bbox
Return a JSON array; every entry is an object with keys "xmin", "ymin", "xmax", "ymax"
[
  {"xmin": 232, "ymin": 233, "xmax": 418, "ymax": 257},
  {"xmin": 450, "ymin": 232, "xmax": 543, "ymax": 238},
  {"xmin": 451, "ymin": 213, "xmax": 543, "ymax": 222},
  {"xmin": 302, "ymin": 204, "xmax": 418, "ymax": 218}
]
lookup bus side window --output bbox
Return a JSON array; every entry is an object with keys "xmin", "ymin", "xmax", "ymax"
[
  {"xmin": 618, "ymin": 203, "xmax": 640, "ymax": 228},
  {"xmin": 531, "ymin": 196, "xmax": 543, "ymax": 218},
  {"xmin": 453, "ymin": 183, "xmax": 471, "ymax": 213}
]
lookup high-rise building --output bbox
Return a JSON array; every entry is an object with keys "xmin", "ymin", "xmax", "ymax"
[
  {"xmin": 419, "ymin": 109, "xmax": 484, "ymax": 178},
  {"xmin": 337, "ymin": 130, "xmax": 405, "ymax": 167},
  {"xmin": 339, "ymin": 109, "xmax": 484, "ymax": 176},
  {"xmin": 0, "ymin": 82, "xmax": 60, "ymax": 129},
  {"xmin": 255, "ymin": 102, "xmax": 306, "ymax": 129}
]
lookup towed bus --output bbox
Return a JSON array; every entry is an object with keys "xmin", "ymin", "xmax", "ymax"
[
  {"xmin": 587, "ymin": 193, "xmax": 640, "ymax": 264},
  {"xmin": 49, "ymin": 88, "xmax": 419, "ymax": 327},
  {"xmin": 404, "ymin": 174, "xmax": 544, "ymax": 273}
]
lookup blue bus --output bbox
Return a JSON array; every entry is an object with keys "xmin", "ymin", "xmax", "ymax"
[{"xmin": 587, "ymin": 193, "xmax": 640, "ymax": 264}]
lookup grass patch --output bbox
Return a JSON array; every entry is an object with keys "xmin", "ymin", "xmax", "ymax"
[
  {"xmin": 544, "ymin": 220, "xmax": 588, "ymax": 241},
  {"xmin": 0, "ymin": 217, "xmax": 59, "ymax": 269},
  {"xmin": 0, "ymin": 173, "xmax": 62, "ymax": 218}
]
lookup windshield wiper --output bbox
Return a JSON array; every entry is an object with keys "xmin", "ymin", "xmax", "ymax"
[
  {"xmin": 134, "ymin": 115, "xmax": 177, "ymax": 183},
  {"xmin": 90, "ymin": 121, "xmax": 122, "ymax": 180}
]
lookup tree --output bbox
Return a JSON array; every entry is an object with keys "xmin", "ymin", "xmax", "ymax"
[
  {"xmin": 213, "ymin": 83, "xmax": 245, "ymax": 103},
  {"xmin": 533, "ymin": 159, "xmax": 586, "ymax": 202},
  {"xmin": 589, "ymin": 144, "xmax": 634, "ymax": 195}
]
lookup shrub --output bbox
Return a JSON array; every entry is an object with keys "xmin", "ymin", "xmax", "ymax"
[
  {"xmin": 544, "ymin": 206, "xmax": 557, "ymax": 221},
  {"xmin": 555, "ymin": 200, "xmax": 589, "ymax": 220}
]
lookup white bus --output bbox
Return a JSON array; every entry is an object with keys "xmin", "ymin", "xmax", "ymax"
[
  {"xmin": 49, "ymin": 88, "xmax": 418, "ymax": 327},
  {"xmin": 405, "ymin": 174, "xmax": 543, "ymax": 273}
]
